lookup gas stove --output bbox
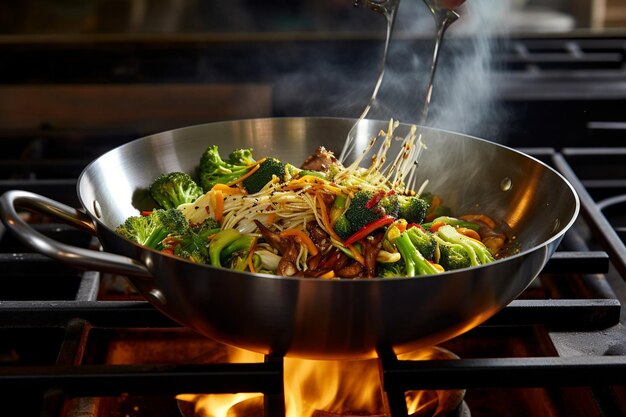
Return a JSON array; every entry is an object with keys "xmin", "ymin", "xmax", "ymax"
[{"xmin": 1, "ymin": 33, "xmax": 626, "ymax": 417}]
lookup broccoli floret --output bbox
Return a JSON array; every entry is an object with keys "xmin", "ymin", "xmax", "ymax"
[
  {"xmin": 227, "ymin": 148, "xmax": 256, "ymax": 166},
  {"xmin": 242, "ymin": 158, "xmax": 286, "ymax": 194},
  {"xmin": 116, "ymin": 208, "xmax": 188, "ymax": 250},
  {"xmin": 393, "ymin": 232, "xmax": 440, "ymax": 276},
  {"xmin": 154, "ymin": 208, "xmax": 189, "ymax": 235},
  {"xmin": 344, "ymin": 191, "xmax": 382, "ymax": 233},
  {"xmin": 149, "ymin": 172, "xmax": 204, "ymax": 209},
  {"xmin": 435, "ymin": 225, "xmax": 495, "ymax": 266},
  {"xmin": 380, "ymin": 193, "xmax": 400, "ymax": 218},
  {"xmin": 405, "ymin": 226, "xmax": 437, "ymax": 261},
  {"xmin": 377, "ymin": 259, "xmax": 406, "ymax": 278},
  {"xmin": 197, "ymin": 217, "xmax": 221, "ymax": 233},
  {"xmin": 435, "ymin": 237, "xmax": 472, "ymax": 271},
  {"xmin": 421, "ymin": 193, "xmax": 452, "ymax": 221},
  {"xmin": 170, "ymin": 219, "xmax": 221, "ymax": 264},
  {"xmin": 422, "ymin": 216, "xmax": 480, "ymax": 231},
  {"xmin": 199, "ymin": 145, "xmax": 255, "ymax": 191},
  {"xmin": 398, "ymin": 195, "xmax": 429, "ymax": 224},
  {"xmin": 333, "ymin": 214, "xmax": 352, "ymax": 240}
]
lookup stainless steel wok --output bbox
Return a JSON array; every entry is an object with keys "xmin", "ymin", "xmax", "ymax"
[{"xmin": 0, "ymin": 117, "xmax": 579, "ymax": 360}]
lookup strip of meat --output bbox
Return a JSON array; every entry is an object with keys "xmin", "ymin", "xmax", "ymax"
[
  {"xmin": 277, "ymin": 239, "xmax": 299, "ymax": 276},
  {"xmin": 254, "ymin": 220, "xmax": 290, "ymax": 253},
  {"xmin": 359, "ymin": 233, "xmax": 385, "ymax": 278},
  {"xmin": 300, "ymin": 146, "xmax": 342, "ymax": 171},
  {"xmin": 306, "ymin": 220, "xmax": 331, "ymax": 252}
]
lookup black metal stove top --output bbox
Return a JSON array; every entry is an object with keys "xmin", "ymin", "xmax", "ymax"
[
  {"xmin": 0, "ymin": 31, "xmax": 625, "ymax": 417},
  {"xmin": 0, "ymin": 127, "xmax": 625, "ymax": 417}
]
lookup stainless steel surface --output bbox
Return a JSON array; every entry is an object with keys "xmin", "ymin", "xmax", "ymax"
[
  {"xmin": 0, "ymin": 117, "xmax": 579, "ymax": 359},
  {"xmin": 0, "ymin": 190, "xmax": 151, "ymax": 278}
]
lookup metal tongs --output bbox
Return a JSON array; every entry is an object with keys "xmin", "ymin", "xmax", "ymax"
[{"xmin": 339, "ymin": 0, "xmax": 464, "ymax": 163}]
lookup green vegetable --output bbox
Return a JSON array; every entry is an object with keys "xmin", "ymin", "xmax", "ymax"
[
  {"xmin": 330, "ymin": 194, "xmax": 347, "ymax": 224},
  {"xmin": 422, "ymin": 216, "xmax": 480, "ymax": 231},
  {"xmin": 227, "ymin": 148, "xmax": 256, "ymax": 166},
  {"xmin": 116, "ymin": 208, "xmax": 188, "ymax": 250},
  {"xmin": 405, "ymin": 226, "xmax": 437, "ymax": 261},
  {"xmin": 333, "ymin": 214, "xmax": 352, "ymax": 240},
  {"xmin": 434, "ymin": 236, "xmax": 472, "ymax": 271},
  {"xmin": 298, "ymin": 170, "xmax": 326, "ymax": 179},
  {"xmin": 377, "ymin": 259, "xmax": 406, "ymax": 278},
  {"xmin": 209, "ymin": 229, "xmax": 242, "ymax": 267},
  {"xmin": 150, "ymin": 172, "xmax": 204, "ymax": 209},
  {"xmin": 393, "ymin": 232, "xmax": 440, "ymax": 276},
  {"xmin": 398, "ymin": 195, "xmax": 429, "ymax": 224},
  {"xmin": 344, "ymin": 191, "xmax": 383, "ymax": 234},
  {"xmin": 199, "ymin": 145, "xmax": 256, "ymax": 191},
  {"xmin": 336, "ymin": 242, "xmax": 362, "ymax": 260},
  {"xmin": 379, "ymin": 193, "xmax": 400, "ymax": 218},
  {"xmin": 171, "ymin": 220, "xmax": 221, "ymax": 264},
  {"xmin": 242, "ymin": 157, "xmax": 286, "ymax": 194},
  {"xmin": 221, "ymin": 235, "xmax": 256, "ymax": 262},
  {"xmin": 344, "ymin": 215, "xmax": 395, "ymax": 246},
  {"xmin": 435, "ymin": 225, "xmax": 494, "ymax": 266}
]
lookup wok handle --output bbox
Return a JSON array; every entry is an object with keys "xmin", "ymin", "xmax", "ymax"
[{"xmin": 0, "ymin": 190, "xmax": 151, "ymax": 278}]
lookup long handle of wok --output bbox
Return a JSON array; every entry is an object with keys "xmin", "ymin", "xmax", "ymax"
[{"xmin": 0, "ymin": 190, "xmax": 151, "ymax": 278}]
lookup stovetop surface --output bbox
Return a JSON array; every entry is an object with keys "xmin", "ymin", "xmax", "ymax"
[{"xmin": 0, "ymin": 33, "xmax": 625, "ymax": 417}]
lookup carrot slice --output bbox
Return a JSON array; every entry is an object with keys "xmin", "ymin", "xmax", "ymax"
[
  {"xmin": 459, "ymin": 214, "xmax": 496, "ymax": 229},
  {"xmin": 214, "ymin": 190, "xmax": 224, "ymax": 223},
  {"xmin": 280, "ymin": 229, "xmax": 319, "ymax": 256},
  {"xmin": 211, "ymin": 183, "xmax": 243, "ymax": 195},
  {"xmin": 317, "ymin": 193, "xmax": 343, "ymax": 243},
  {"xmin": 457, "ymin": 227, "xmax": 481, "ymax": 241},
  {"xmin": 428, "ymin": 221, "xmax": 446, "ymax": 233},
  {"xmin": 225, "ymin": 158, "xmax": 266, "ymax": 186},
  {"xmin": 347, "ymin": 244, "xmax": 365, "ymax": 266},
  {"xmin": 319, "ymin": 270, "xmax": 335, "ymax": 279}
]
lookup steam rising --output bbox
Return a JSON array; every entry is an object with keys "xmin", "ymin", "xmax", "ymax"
[
  {"xmin": 274, "ymin": 0, "xmax": 512, "ymax": 143},
  {"xmin": 368, "ymin": 0, "xmax": 512, "ymax": 141},
  {"xmin": 426, "ymin": 0, "xmax": 512, "ymax": 140}
]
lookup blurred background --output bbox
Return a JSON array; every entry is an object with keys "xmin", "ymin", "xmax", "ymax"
[
  {"xmin": 0, "ymin": 0, "xmax": 624, "ymax": 148},
  {"xmin": 0, "ymin": 0, "xmax": 624, "ymax": 34}
]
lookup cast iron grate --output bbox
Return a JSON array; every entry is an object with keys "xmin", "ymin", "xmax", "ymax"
[{"xmin": 0, "ymin": 142, "xmax": 625, "ymax": 417}]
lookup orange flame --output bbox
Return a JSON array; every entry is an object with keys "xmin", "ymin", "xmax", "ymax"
[
  {"xmin": 178, "ymin": 346, "xmax": 460, "ymax": 417},
  {"xmin": 177, "ymin": 347, "xmax": 264, "ymax": 417}
]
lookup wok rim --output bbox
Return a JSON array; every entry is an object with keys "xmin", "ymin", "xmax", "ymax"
[{"xmin": 76, "ymin": 116, "xmax": 581, "ymax": 283}]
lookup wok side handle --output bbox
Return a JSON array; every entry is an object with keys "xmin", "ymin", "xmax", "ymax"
[{"xmin": 0, "ymin": 190, "xmax": 151, "ymax": 279}]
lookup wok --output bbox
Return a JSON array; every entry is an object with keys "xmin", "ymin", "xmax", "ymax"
[{"xmin": 0, "ymin": 117, "xmax": 579, "ymax": 360}]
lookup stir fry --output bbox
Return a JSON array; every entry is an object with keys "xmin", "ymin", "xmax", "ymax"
[{"xmin": 116, "ymin": 122, "xmax": 507, "ymax": 278}]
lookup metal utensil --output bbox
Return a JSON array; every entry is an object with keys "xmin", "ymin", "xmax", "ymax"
[
  {"xmin": 339, "ymin": 0, "xmax": 400, "ymax": 163},
  {"xmin": 419, "ymin": 0, "xmax": 460, "ymax": 124}
]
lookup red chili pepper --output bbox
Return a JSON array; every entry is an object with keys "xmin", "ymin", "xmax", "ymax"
[
  {"xmin": 141, "ymin": 211, "xmax": 153, "ymax": 216},
  {"xmin": 365, "ymin": 190, "xmax": 386, "ymax": 209},
  {"xmin": 344, "ymin": 215, "xmax": 395, "ymax": 246},
  {"xmin": 365, "ymin": 189, "xmax": 397, "ymax": 209}
]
